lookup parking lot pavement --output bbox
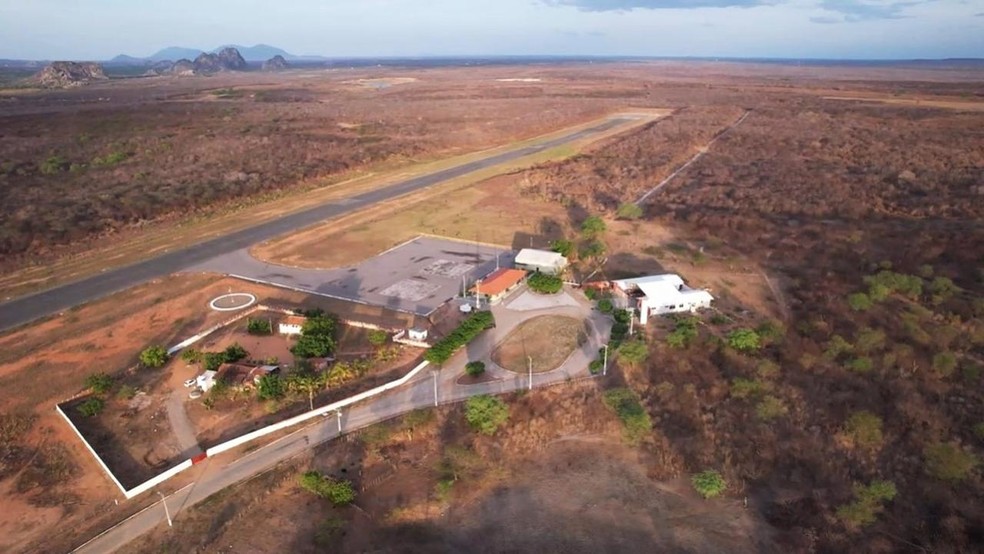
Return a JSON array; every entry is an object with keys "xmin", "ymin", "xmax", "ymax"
[{"xmin": 190, "ymin": 236, "xmax": 515, "ymax": 316}]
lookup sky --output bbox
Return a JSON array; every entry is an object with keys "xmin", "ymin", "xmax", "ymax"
[{"xmin": 0, "ymin": 0, "xmax": 981, "ymax": 60}]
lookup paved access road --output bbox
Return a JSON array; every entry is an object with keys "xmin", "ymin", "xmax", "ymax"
[
  {"xmin": 0, "ymin": 117, "xmax": 632, "ymax": 332},
  {"xmin": 73, "ymin": 289, "xmax": 612, "ymax": 554}
]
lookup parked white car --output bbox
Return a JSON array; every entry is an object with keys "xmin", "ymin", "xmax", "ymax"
[{"xmin": 183, "ymin": 378, "xmax": 197, "ymax": 388}]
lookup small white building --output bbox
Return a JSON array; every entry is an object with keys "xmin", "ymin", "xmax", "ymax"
[
  {"xmin": 612, "ymin": 274, "xmax": 713, "ymax": 324},
  {"xmin": 408, "ymin": 328, "xmax": 428, "ymax": 342},
  {"xmin": 278, "ymin": 316, "xmax": 305, "ymax": 336},
  {"xmin": 514, "ymin": 248, "xmax": 568, "ymax": 275},
  {"xmin": 196, "ymin": 370, "xmax": 218, "ymax": 393}
]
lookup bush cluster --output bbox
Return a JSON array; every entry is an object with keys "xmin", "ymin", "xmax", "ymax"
[
  {"xmin": 836, "ymin": 480, "xmax": 897, "ymax": 528},
  {"xmin": 464, "ymin": 395, "xmax": 509, "ymax": 435},
  {"xmin": 425, "ymin": 311, "xmax": 495, "ymax": 365},
  {"xmin": 291, "ymin": 315, "xmax": 337, "ymax": 359},
  {"xmin": 247, "ymin": 318, "xmax": 272, "ymax": 335},
  {"xmin": 602, "ymin": 388, "xmax": 652, "ymax": 444},
  {"xmin": 298, "ymin": 471, "xmax": 356, "ymax": 505},
  {"xmin": 691, "ymin": 470, "xmax": 727, "ymax": 499},
  {"xmin": 527, "ymin": 272, "xmax": 563, "ymax": 294},
  {"xmin": 465, "ymin": 361, "xmax": 486, "ymax": 377},
  {"xmin": 666, "ymin": 317, "xmax": 699, "ymax": 348}
]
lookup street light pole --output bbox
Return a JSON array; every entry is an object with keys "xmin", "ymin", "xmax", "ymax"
[
  {"xmin": 157, "ymin": 491, "xmax": 172, "ymax": 528},
  {"xmin": 335, "ymin": 410, "xmax": 342, "ymax": 434},
  {"xmin": 603, "ymin": 344, "xmax": 609, "ymax": 376},
  {"xmin": 528, "ymin": 356, "xmax": 533, "ymax": 391}
]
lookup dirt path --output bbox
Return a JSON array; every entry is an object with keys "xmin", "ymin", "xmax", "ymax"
[
  {"xmin": 635, "ymin": 110, "xmax": 751, "ymax": 205},
  {"xmin": 758, "ymin": 270, "xmax": 791, "ymax": 322},
  {"xmin": 164, "ymin": 392, "xmax": 202, "ymax": 460}
]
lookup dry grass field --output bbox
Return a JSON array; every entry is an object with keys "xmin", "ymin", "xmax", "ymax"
[{"xmin": 491, "ymin": 315, "xmax": 587, "ymax": 373}]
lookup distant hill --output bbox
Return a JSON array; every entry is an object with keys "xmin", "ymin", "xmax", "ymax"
[
  {"xmin": 213, "ymin": 44, "xmax": 290, "ymax": 62},
  {"xmin": 147, "ymin": 46, "xmax": 205, "ymax": 62},
  {"xmin": 110, "ymin": 44, "xmax": 326, "ymax": 65},
  {"xmin": 32, "ymin": 61, "xmax": 108, "ymax": 88}
]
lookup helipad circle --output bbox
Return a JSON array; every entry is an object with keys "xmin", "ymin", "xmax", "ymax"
[{"xmin": 209, "ymin": 293, "xmax": 256, "ymax": 312}]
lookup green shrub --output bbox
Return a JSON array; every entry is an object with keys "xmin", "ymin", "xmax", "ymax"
[
  {"xmin": 425, "ymin": 311, "xmax": 495, "ymax": 365},
  {"xmin": 755, "ymin": 395, "xmax": 787, "ymax": 421},
  {"xmin": 550, "ymin": 239, "xmax": 575, "ymax": 258},
  {"xmin": 844, "ymin": 411, "xmax": 883, "ymax": 449},
  {"xmin": 924, "ymin": 442, "xmax": 978, "ymax": 481},
  {"xmin": 465, "ymin": 361, "xmax": 486, "ymax": 377},
  {"xmin": 580, "ymin": 215, "xmax": 607, "ymax": 237},
  {"xmin": 589, "ymin": 358, "xmax": 603, "ymax": 374},
  {"xmin": 203, "ymin": 352, "xmax": 225, "ymax": 372},
  {"xmin": 755, "ymin": 320, "xmax": 786, "ymax": 345},
  {"xmin": 139, "ymin": 345, "xmax": 169, "ymax": 368},
  {"xmin": 257, "ymin": 375, "xmax": 285, "ymax": 400},
  {"xmin": 727, "ymin": 328, "xmax": 761, "ymax": 352},
  {"xmin": 756, "ymin": 359, "xmax": 780, "ymax": 379},
  {"xmin": 602, "ymin": 388, "xmax": 651, "ymax": 444},
  {"xmin": 84, "ymin": 373, "xmax": 114, "ymax": 395},
  {"xmin": 92, "ymin": 150, "xmax": 129, "ymax": 167},
  {"xmin": 848, "ymin": 357, "xmax": 874, "ymax": 374},
  {"xmin": 77, "ymin": 398, "xmax": 104, "ymax": 417},
  {"xmin": 855, "ymin": 327, "xmax": 886, "ymax": 353},
  {"xmin": 615, "ymin": 203, "xmax": 643, "ymax": 220},
  {"xmin": 691, "ymin": 470, "xmax": 726, "ymax": 499},
  {"xmin": 223, "ymin": 343, "xmax": 249, "ymax": 363},
  {"xmin": 368, "ymin": 329, "xmax": 388, "ymax": 347},
  {"xmin": 847, "ymin": 293, "xmax": 873, "ymax": 312},
  {"xmin": 291, "ymin": 315, "xmax": 338, "ymax": 359},
  {"xmin": 836, "ymin": 480, "xmax": 897, "ymax": 528},
  {"xmin": 929, "ymin": 276, "xmax": 958, "ymax": 304},
  {"xmin": 247, "ymin": 318, "xmax": 272, "ymax": 335},
  {"xmin": 464, "ymin": 395, "xmax": 509, "ymax": 435},
  {"xmin": 597, "ymin": 298, "xmax": 613, "ymax": 314},
  {"xmin": 180, "ymin": 348, "xmax": 203, "ymax": 363},
  {"xmin": 710, "ymin": 314, "xmax": 730, "ymax": 325},
  {"xmin": 932, "ymin": 352, "xmax": 957, "ymax": 376},
  {"xmin": 579, "ymin": 240, "xmax": 606, "ymax": 260},
  {"xmin": 731, "ymin": 378, "xmax": 765, "ymax": 399},
  {"xmin": 527, "ymin": 272, "xmax": 563, "ymax": 294},
  {"xmin": 298, "ymin": 471, "xmax": 356, "ymax": 505},
  {"xmin": 864, "ymin": 270, "xmax": 923, "ymax": 299},
  {"xmin": 40, "ymin": 154, "xmax": 68, "ymax": 175},
  {"xmin": 824, "ymin": 335, "xmax": 853, "ymax": 360},
  {"xmin": 666, "ymin": 317, "xmax": 699, "ymax": 349},
  {"xmin": 617, "ymin": 339, "xmax": 649, "ymax": 367}
]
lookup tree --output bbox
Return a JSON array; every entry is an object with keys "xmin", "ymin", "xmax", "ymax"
[
  {"xmin": 836, "ymin": 480, "xmax": 897, "ymax": 528},
  {"xmin": 615, "ymin": 203, "xmax": 644, "ymax": 220},
  {"xmin": 667, "ymin": 317, "xmax": 699, "ymax": 349},
  {"xmin": 247, "ymin": 318, "xmax": 272, "ymax": 335},
  {"xmin": 84, "ymin": 373, "xmax": 114, "ymax": 395},
  {"xmin": 932, "ymin": 352, "xmax": 957, "ymax": 376},
  {"xmin": 597, "ymin": 298, "xmax": 614, "ymax": 314},
  {"xmin": 223, "ymin": 343, "xmax": 249, "ymax": 363},
  {"xmin": 924, "ymin": 442, "xmax": 978, "ymax": 481},
  {"xmin": 139, "ymin": 345, "xmax": 169, "ymax": 368},
  {"xmin": 617, "ymin": 339, "xmax": 649, "ymax": 367},
  {"xmin": 578, "ymin": 239, "xmax": 606, "ymax": 260},
  {"xmin": 288, "ymin": 371, "xmax": 328, "ymax": 410},
  {"xmin": 550, "ymin": 239, "xmax": 574, "ymax": 258},
  {"xmin": 580, "ymin": 215, "xmax": 606, "ymax": 238},
  {"xmin": 464, "ymin": 395, "xmax": 509, "ymax": 435},
  {"xmin": 527, "ymin": 272, "xmax": 563, "ymax": 294},
  {"xmin": 847, "ymin": 292, "xmax": 873, "ymax": 312},
  {"xmin": 291, "ymin": 315, "xmax": 337, "ymax": 359},
  {"xmin": 602, "ymin": 388, "xmax": 651, "ymax": 444},
  {"xmin": 368, "ymin": 329, "xmax": 388, "ymax": 348},
  {"xmin": 755, "ymin": 395, "xmax": 787, "ymax": 421},
  {"xmin": 299, "ymin": 471, "xmax": 357, "ymax": 505},
  {"xmin": 844, "ymin": 411, "xmax": 884, "ymax": 449},
  {"xmin": 465, "ymin": 361, "xmax": 486, "ymax": 377},
  {"xmin": 691, "ymin": 470, "xmax": 726, "ymax": 499},
  {"xmin": 180, "ymin": 348, "xmax": 203, "ymax": 364},
  {"xmin": 257, "ymin": 375, "xmax": 285, "ymax": 400},
  {"xmin": 203, "ymin": 352, "xmax": 225, "ymax": 372},
  {"xmin": 77, "ymin": 398, "xmax": 105, "ymax": 417},
  {"xmin": 727, "ymin": 329, "xmax": 761, "ymax": 352}
]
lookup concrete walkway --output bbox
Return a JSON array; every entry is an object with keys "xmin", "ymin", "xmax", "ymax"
[{"xmin": 164, "ymin": 393, "xmax": 202, "ymax": 460}]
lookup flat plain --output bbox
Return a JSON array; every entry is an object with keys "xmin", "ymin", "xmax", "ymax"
[{"xmin": 1, "ymin": 60, "xmax": 982, "ymax": 554}]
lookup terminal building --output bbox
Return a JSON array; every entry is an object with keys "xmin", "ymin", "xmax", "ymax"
[{"xmin": 514, "ymin": 248, "xmax": 568, "ymax": 276}]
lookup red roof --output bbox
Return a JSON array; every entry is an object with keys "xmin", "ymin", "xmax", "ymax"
[{"xmin": 470, "ymin": 268, "xmax": 527, "ymax": 296}]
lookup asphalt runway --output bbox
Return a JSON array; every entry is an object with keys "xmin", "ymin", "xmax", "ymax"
[{"xmin": 0, "ymin": 117, "xmax": 631, "ymax": 332}]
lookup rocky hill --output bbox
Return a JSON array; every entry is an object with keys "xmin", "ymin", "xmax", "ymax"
[
  {"xmin": 262, "ymin": 55, "xmax": 290, "ymax": 71},
  {"xmin": 191, "ymin": 47, "xmax": 247, "ymax": 74},
  {"xmin": 32, "ymin": 61, "xmax": 108, "ymax": 88}
]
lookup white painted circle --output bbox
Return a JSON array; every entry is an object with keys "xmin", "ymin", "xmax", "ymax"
[{"xmin": 209, "ymin": 293, "xmax": 256, "ymax": 311}]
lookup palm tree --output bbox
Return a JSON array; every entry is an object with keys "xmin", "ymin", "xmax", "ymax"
[{"xmin": 288, "ymin": 370, "xmax": 328, "ymax": 411}]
